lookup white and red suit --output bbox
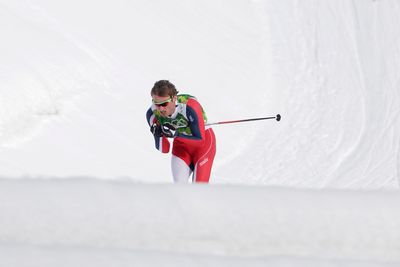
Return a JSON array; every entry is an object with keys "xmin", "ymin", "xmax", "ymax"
[{"xmin": 146, "ymin": 94, "xmax": 216, "ymax": 183}]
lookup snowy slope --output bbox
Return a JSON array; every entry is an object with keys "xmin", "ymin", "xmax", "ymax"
[
  {"xmin": 1, "ymin": 0, "xmax": 400, "ymax": 266},
  {"xmin": 1, "ymin": 0, "xmax": 400, "ymax": 188},
  {"xmin": 235, "ymin": 0, "xmax": 400, "ymax": 188}
]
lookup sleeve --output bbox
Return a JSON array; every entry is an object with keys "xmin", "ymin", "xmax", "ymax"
[
  {"xmin": 175, "ymin": 99, "xmax": 206, "ymax": 147},
  {"xmin": 146, "ymin": 107, "xmax": 170, "ymax": 153}
]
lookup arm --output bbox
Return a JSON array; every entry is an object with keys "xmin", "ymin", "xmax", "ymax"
[
  {"xmin": 175, "ymin": 98, "xmax": 206, "ymax": 146},
  {"xmin": 146, "ymin": 108, "xmax": 170, "ymax": 153}
]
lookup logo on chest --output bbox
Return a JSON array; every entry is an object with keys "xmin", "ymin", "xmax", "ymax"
[{"xmin": 170, "ymin": 117, "xmax": 188, "ymax": 129}]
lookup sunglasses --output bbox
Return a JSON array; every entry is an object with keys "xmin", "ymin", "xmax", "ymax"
[{"xmin": 153, "ymin": 98, "xmax": 173, "ymax": 107}]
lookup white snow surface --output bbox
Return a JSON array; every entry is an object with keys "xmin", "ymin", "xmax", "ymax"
[
  {"xmin": 1, "ymin": 0, "xmax": 400, "ymax": 266},
  {"xmin": 1, "ymin": 178, "xmax": 400, "ymax": 266}
]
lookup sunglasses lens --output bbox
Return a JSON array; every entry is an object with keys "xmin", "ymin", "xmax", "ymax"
[
  {"xmin": 153, "ymin": 98, "xmax": 172, "ymax": 107},
  {"xmin": 156, "ymin": 102, "xmax": 169, "ymax": 107}
]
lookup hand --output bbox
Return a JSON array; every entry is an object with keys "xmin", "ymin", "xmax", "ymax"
[
  {"xmin": 150, "ymin": 123, "xmax": 163, "ymax": 137},
  {"xmin": 161, "ymin": 122, "xmax": 177, "ymax": 138}
]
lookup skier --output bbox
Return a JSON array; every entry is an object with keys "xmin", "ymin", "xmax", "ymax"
[{"xmin": 146, "ymin": 80, "xmax": 216, "ymax": 183}]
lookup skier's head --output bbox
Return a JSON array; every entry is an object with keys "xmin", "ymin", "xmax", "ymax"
[
  {"xmin": 151, "ymin": 80, "xmax": 178, "ymax": 117},
  {"xmin": 151, "ymin": 80, "xmax": 179, "ymax": 98}
]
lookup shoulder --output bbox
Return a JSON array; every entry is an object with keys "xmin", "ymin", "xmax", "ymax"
[
  {"xmin": 146, "ymin": 106, "xmax": 154, "ymax": 118},
  {"xmin": 177, "ymin": 94, "xmax": 196, "ymax": 104},
  {"xmin": 146, "ymin": 105, "xmax": 163, "ymax": 123},
  {"xmin": 177, "ymin": 94, "xmax": 200, "ymax": 108}
]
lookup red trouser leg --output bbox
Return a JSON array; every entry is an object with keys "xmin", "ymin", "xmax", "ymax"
[{"xmin": 193, "ymin": 129, "xmax": 216, "ymax": 183}]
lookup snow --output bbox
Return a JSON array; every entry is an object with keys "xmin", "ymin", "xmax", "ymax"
[
  {"xmin": 1, "ymin": 178, "xmax": 400, "ymax": 266},
  {"xmin": 1, "ymin": 0, "xmax": 400, "ymax": 266}
]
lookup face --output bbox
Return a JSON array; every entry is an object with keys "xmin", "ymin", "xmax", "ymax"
[{"xmin": 152, "ymin": 95, "xmax": 177, "ymax": 117}]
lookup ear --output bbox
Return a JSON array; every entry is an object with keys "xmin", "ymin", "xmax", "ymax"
[{"xmin": 173, "ymin": 95, "xmax": 178, "ymax": 102}]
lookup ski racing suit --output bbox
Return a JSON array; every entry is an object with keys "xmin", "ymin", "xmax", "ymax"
[{"xmin": 146, "ymin": 94, "xmax": 216, "ymax": 183}]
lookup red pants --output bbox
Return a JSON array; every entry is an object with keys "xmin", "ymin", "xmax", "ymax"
[{"xmin": 171, "ymin": 129, "xmax": 216, "ymax": 183}]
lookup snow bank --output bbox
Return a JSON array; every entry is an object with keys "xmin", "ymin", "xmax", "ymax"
[
  {"xmin": 0, "ymin": 178, "xmax": 399, "ymax": 266},
  {"xmin": 1, "ymin": 245, "xmax": 398, "ymax": 267}
]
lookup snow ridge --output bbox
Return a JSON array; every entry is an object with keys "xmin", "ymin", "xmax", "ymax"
[{"xmin": 0, "ymin": 178, "xmax": 399, "ymax": 264}]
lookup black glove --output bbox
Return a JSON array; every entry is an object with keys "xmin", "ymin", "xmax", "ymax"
[
  {"xmin": 161, "ymin": 122, "xmax": 177, "ymax": 138},
  {"xmin": 150, "ymin": 123, "xmax": 163, "ymax": 137}
]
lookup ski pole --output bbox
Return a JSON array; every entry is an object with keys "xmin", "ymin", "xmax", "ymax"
[{"xmin": 206, "ymin": 114, "xmax": 281, "ymax": 126}]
